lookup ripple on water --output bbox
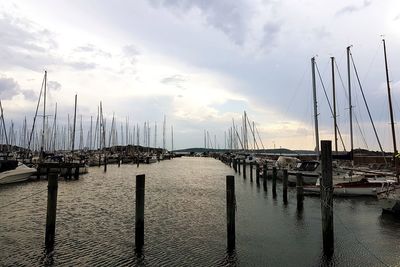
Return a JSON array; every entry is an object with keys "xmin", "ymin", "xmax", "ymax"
[{"xmin": 1, "ymin": 157, "xmax": 400, "ymax": 266}]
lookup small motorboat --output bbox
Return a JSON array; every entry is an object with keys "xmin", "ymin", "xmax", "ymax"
[{"xmin": 0, "ymin": 162, "xmax": 37, "ymax": 185}]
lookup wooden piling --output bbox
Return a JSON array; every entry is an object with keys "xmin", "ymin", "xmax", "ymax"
[
  {"xmin": 243, "ymin": 160, "xmax": 246, "ymax": 179},
  {"xmin": 67, "ymin": 167, "xmax": 72, "ymax": 180},
  {"xmin": 74, "ymin": 166, "xmax": 79, "ymax": 179},
  {"xmin": 263, "ymin": 163, "xmax": 267, "ymax": 179},
  {"xmin": 233, "ymin": 159, "xmax": 237, "ymax": 172},
  {"xmin": 283, "ymin": 169, "xmax": 288, "ymax": 204},
  {"xmin": 262, "ymin": 164, "xmax": 267, "ymax": 191},
  {"xmin": 256, "ymin": 163, "xmax": 260, "ymax": 185},
  {"xmin": 272, "ymin": 167, "xmax": 277, "ymax": 197},
  {"xmin": 135, "ymin": 174, "xmax": 145, "ymax": 250},
  {"xmin": 238, "ymin": 159, "xmax": 241, "ymax": 174},
  {"xmin": 321, "ymin": 140, "xmax": 334, "ymax": 255},
  {"xmin": 104, "ymin": 156, "xmax": 107, "ymax": 172},
  {"xmin": 296, "ymin": 173, "xmax": 303, "ymax": 210},
  {"xmin": 45, "ymin": 173, "xmax": 58, "ymax": 250},
  {"xmin": 226, "ymin": 175, "xmax": 235, "ymax": 250},
  {"xmin": 250, "ymin": 162, "xmax": 253, "ymax": 181}
]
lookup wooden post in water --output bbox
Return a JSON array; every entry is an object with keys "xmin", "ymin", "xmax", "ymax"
[
  {"xmin": 243, "ymin": 160, "xmax": 246, "ymax": 179},
  {"xmin": 135, "ymin": 174, "xmax": 145, "ymax": 250},
  {"xmin": 45, "ymin": 173, "xmax": 58, "ymax": 250},
  {"xmin": 256, "ymin": 163, "xmax": 260, "ymax": 185},
  {"xmin": 67, "ymin": 167, "xmax": 72, "ymax": 180},
  {"xmin": 250, "ymin": 162, "xmax": 253, "ymax": 181},
  {"xmin": 321, "ymin": 140, "xmax": 334, "ymax": 255},
  {"xmin": 74, "ymin": 166, "xmax": 79, "ymax": 179},
  {"xmin": 233, "ymin": 159, "xmax": 237, "ymax": 172},
  {"xmin": 226, "ymin": 175, "xmax": 235, "ymax": 250},
  {"xmin": 263, "ymin": 164, "xmax": 268, "ymax": 191},
  {"xmin": 283, "ymin": 169, "xmax": 288, "ymax": 204},
  {"xmin": 118, "ymin": 156, "xmax": 121, "ymax": 167},
  {"xmin": 272, "ymin": 167, "xmax": 277, "ymax": 198},
  {"xmin": 238, "ymin": 159, "xmax": 241, "ymax": 174},
  {"xmin": 104, "ymin": 156, "xmax": 107, "ymax": 172},
  {"xmin": 296, "ymin": 173, "xmax": 303, "ymax": 210},
  {"xmin": 263, "ymin": 163, "xmax": 268, "ymax": 179}
]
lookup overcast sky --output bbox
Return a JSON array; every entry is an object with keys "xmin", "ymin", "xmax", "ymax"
[{"xmin": 1, "ymin": 0, "xmax": 400, "ymax": 151}]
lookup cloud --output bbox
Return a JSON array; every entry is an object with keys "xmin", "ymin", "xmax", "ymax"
[
  {"xmin": 0, "ymin": 12, "xmax": 59, "ymax": 71},
  {"xmin": 336, "ymin": 0, "xmax": 371, "ymax": 16},
  {"xmin": 0, "ymin": 76, "xmax": 20, "ymax": 99},
  {"xmin": 394, "ymin": 14, "xmax": 400, "ymax": 20},
  {"xmin": 74, "ymin": 44, "xmax": 112, "ymax": 58},
  {"xmin": 20, "ymin": 89, "xmax": 37, "ymax": 101},
  {"xmin": 149, "ymin": 0, "xmax": 249, "ymax": 45},
  {"xmin": 0, "ymin": 75, "xmax": 37, "ymax": 100},
  {"xmin": 260, "ymin": 22, "xmax": 281, "ymax": 49},
  {"xmin": 67, "ymin": 61, "xmax": 97, "ymax": 70},
  {"xmin": 160, "ymin": 74, "xmax": 186, "ymax": 87},
  {"xmin": 48, "ymin": 81, "xmax": 61, "ymax": 91}
]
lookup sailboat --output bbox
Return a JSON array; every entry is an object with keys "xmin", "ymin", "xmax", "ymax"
[{"xmin": 377, "ymin": 39, "xmax": 400, "ymax": 212}]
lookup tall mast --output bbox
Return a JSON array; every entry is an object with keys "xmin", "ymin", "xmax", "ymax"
[
  {"xmin": 331, "ymin": 57, "xmax": 338, "ymax": 153},
  {"xmin": 171, "ymin": 125, "xmax": 173, "ymax": 152},
  {"xmin": 383, "ymin": 39, "xmax": 398, "ymax": 175},
  {"xmin": 53, "ymin": 103, "xmax": 57, "ymax": 152},
  {"xmin": 311, "ymin": 57, "xmax": 320, "ymax": 157},
  {"xmin": 347, "ymin": 46, "xmax": 354, "ymax": 163},
  {"xmin": 71, "ymin": 94, "xmax": 77, "ymax": 152},
  {"xmin": 40, "ymin": 70, "xmax": 47, "ymax": 160},
  {"xmin": 0, "ymin": 100, "xmax": 8, "ymax": 150}
]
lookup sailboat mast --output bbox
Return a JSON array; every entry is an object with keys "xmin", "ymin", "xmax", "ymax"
[
  {"xmin": 311, "ymin": 57, "xmax": 320, "ymax": 157},
  {"xmin": 40, "ymin": 70, "xmax": 47, "ymax": 159},
  {"xmin": 171, "ymin": 125, "xmax": 173, "ymax": 152},
  {"xmin": 71, "ymin": 94, "xmax": 77, "ymax": 152},
  {"xmin": 331, "ymin": 57, "xmax": 338, "ymax": 153},
  {"xmin": 382, "ymin": 39, "xmax": 398, "ymax": 174},
  {"xmin": 347, "ymin": 46, "xmax": 354, "ymax": 163}
]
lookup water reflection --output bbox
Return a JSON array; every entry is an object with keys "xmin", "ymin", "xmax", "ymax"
[{"xmin": 1, "ymin": 157, "xmax": 400, "ymax": 266}]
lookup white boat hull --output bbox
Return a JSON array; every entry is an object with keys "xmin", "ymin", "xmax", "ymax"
[
  {"xmin": 0, "ymin": 164, "xmax": 36, "ymax": 185},
  {"xmin": 304, "ymin": 186, "xmax": 379, "ymax": 197}
]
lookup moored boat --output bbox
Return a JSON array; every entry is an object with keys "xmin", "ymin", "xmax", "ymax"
[
  {"xmin": 0, "ymin": 162, "xmax": 37, "ymax": 185},
  {"xmin": 377, "ymin": 184, "xmax": 400, "ymax": 214},
  {"xmin": 304, "ymin": 177, "xmax": 396, "ymax": 197}
]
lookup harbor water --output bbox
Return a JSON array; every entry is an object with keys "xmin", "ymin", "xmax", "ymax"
[{"xmin": 1, "ymin": 157, "xmax": 400, "ymax": 266}]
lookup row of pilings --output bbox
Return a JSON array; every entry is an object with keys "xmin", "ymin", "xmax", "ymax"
[
  {"xmin": 41, "ymin": 141, "xmax": 333, "ymax": 260},
  {"xmin": 217, "ymin": 141, "xmax": 334, "ymax": 256}
]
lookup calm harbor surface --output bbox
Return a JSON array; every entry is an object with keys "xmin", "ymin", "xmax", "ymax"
[{"xmin": 1, "ymin": 157, "xmax": 400, "ymax": 266}]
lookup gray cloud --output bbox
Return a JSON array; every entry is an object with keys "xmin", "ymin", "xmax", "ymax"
[
  {"xmin": 161, "ymin": 74, "xmax": 186, "ymax": 84},
  {"xmin": 260, "ymin": 22, "xmax": 281, "ymax": 49},
  {"xmin": 0, "ymin": 75, "xmax": 37, "ymax": 100},
  {"xmin": 0, "ymin": 76, "xmax": 20, "ymax": 99},
  {"xmin": 21, "ymin": 89, "xmax": 38, "ymax": 101},
  {"xmin": 0, "ymin": 12, "xmax": 59, "ymax": 71},
  {"xmin": 48, "ymin": 81, "xmax": 62, "ymax": 91},
  {"xmin": 336, "ymin": 0, "xmax": 371, "ymax": 16},
  {"xmin": 149, "ymin": 0, "xmax": 248, "ymax": 45},
  {"xmin": 161, "ymin": 74, "xmax": 186, "ymax": 91},
  {"xmin": 74, "ymin": 44, "xmax": 112, "ymax": 58}
]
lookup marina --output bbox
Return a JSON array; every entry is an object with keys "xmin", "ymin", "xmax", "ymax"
[
  {"xmin": 2, "ymin": 1, "xmax": 400, "ymax": 266},
  {"xmin": 1, "ymin": 156, "xmax": 400, "ymax": 266}
]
